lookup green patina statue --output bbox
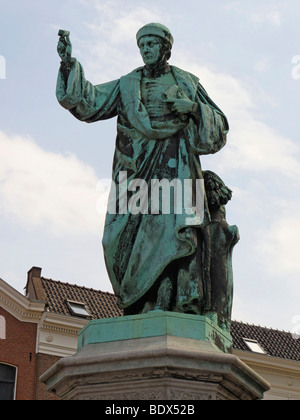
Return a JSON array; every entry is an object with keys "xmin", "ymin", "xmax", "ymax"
[
  {"xmin": 56, "ymin": 23, "xmax": 239, "ymax": 332},
  {"xmin": 202, "ymin": 171, "xmax": 240, "ymax": 332}
]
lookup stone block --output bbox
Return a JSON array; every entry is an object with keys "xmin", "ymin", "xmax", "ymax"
[{"xmin": 41, "ymin": 313, "xmax": 270, "ymax": 400}]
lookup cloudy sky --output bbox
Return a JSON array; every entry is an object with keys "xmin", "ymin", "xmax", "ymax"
[{"xmin": 0, "ymin": 0, "xmax": 299, "ymax": 333}]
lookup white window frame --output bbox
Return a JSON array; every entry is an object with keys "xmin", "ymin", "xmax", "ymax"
[
  {"xmin": 66, "ymin": 300, "xmax": 91, "ymax": 318},
  {"xmin": 243, "ymin": 338, "xmax": 266, "ymax": 354}
]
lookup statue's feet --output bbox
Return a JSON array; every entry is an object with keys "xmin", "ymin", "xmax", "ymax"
[{"xmin": 155, "ymin": 277, "xmax": 173, "ymax": 311}]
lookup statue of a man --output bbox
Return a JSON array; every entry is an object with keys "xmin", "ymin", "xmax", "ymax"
[{"xmin": 57, "ymin": 23, "xmax": 229, "ymax": 318}]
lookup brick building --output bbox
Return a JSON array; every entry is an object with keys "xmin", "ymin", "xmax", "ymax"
[
  {"xmin": 0, "ymin": 308, "xmax": 37, "ymax": 400},
  {"xmin": 0, "ymin": 267, "xmax": 299, "ymax": 400},
  {"xmin": 0, "ymin": 267, "xmax": 119, "ymax": 400}
]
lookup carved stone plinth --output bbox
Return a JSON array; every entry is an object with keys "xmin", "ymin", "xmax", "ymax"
[{"xmin": 41, "ymin": 313, "xmax": 270, "ymax": 400}]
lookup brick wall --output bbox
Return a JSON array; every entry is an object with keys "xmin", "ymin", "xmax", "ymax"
[
  {"xmin": 35, "ymin": 354, "xmax": 61, "ymax": 400},
  {"xmin": 0, "ymin": 307, "xmax": 37, "ymax": 400}
]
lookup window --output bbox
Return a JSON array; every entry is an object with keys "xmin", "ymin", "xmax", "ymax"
[
  {"xmin": 66, "ymin": 300, "xmax": 91, "ymax": 318},
  {"xmin": 0, "ymin": 316, "xmax": 5, "ymax": 340},
  {"xmin": 243, "ymin": 338, "xmax": 266, "ymax": 354},
  {"xmin": 0, "ymin": 364, "xmax": 17, "ymax": 400}
]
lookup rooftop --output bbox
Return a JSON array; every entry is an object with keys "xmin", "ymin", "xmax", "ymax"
[
  {"xmin": 25, "ymin": 268, "xmax": 300, "ymax": 362},
  {"xmin": 41, "ymin": 277, "xmax": 122, "ymax": 320},
  {"xmin": 231, "ymin": 321, "xmax": 299, "ymax": 361}
]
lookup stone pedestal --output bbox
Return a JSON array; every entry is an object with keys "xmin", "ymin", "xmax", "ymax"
[{"xmin": 41, "ymin": 312, "xmax": 270, "ymax": 400}]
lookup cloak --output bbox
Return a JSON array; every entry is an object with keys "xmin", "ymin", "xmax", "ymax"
[{"xmin": 56, "ymin": 59, "xmax": 229, "ymax": 309}]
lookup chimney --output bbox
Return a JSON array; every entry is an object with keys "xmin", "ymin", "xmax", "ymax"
[{"xmin": 25, "ymin": 267, "xmax": 43, "ymax": 301}]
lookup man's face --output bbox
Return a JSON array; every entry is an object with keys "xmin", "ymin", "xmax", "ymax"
[{"xmin": 139, "ymin": 36, "xmax": 161, "ymax": 66}]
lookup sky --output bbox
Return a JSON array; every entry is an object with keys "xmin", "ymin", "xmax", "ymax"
[{"xmin": 0, "ymin": 0, "xmax": 299, "ymax": 333}]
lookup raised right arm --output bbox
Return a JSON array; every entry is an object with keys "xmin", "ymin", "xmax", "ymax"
[{"xmin": 56, "ymin": 31, "xmax": 120, "ymax": 123}]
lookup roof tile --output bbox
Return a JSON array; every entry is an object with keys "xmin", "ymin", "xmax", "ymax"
[
  {"xmin": 40, "ymin": 277, "xmax": 300, "ymax": 361},
  {"xmin": 41, "ymin": 277, "xmax": 122, "ymax": 319},
  {"xmin": 231, "ymin": 321, "xmax": 300, "ymax": 361}
]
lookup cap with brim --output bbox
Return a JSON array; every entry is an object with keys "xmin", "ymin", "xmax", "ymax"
[{"xmin": 136, "ymin": 23, "xmax": 174, "ymax": 47}]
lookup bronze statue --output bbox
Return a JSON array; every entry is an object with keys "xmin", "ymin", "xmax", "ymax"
[
  {"xmin": 56, "ymin": 23, "xmax": 238, "ymax": 331},
  {"xmin": 203, "ymin": 171, "xmax": 239, "ymax": 331}
]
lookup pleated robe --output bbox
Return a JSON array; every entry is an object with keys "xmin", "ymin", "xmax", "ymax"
[{"xmin": 56, "ymin": 59, "xmax": 229, "ymax": 311}]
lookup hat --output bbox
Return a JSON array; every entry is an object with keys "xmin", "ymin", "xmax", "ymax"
[{"xmin": 136, "ymin": 23, "xmax": 174, "ymax": 47}]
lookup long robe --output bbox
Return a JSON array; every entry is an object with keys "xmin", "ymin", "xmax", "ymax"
[{"xmin": 56, "ymin": 59, "xmax": 229, "ymax": 310}]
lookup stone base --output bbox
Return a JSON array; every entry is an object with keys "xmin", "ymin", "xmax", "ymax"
[
  {"xmin": 41, "ymin": 313, "xmax": 270, "ymax": 400},
  {"xmin": 78, "ymin": 312, "xmax": 233, "ymax": 354}
]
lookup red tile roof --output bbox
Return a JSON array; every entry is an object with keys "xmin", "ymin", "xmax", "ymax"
[
  {"xmin": 41, "ymin": 277, "xmax": 122, "ymax": 319},
  {"xmin": 39, "ymin": 277, "xmax": 299, "ymax": 362},
  {"xmin": 231, "ymin": 321, "xmax": 300, "ymax": 361}
]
